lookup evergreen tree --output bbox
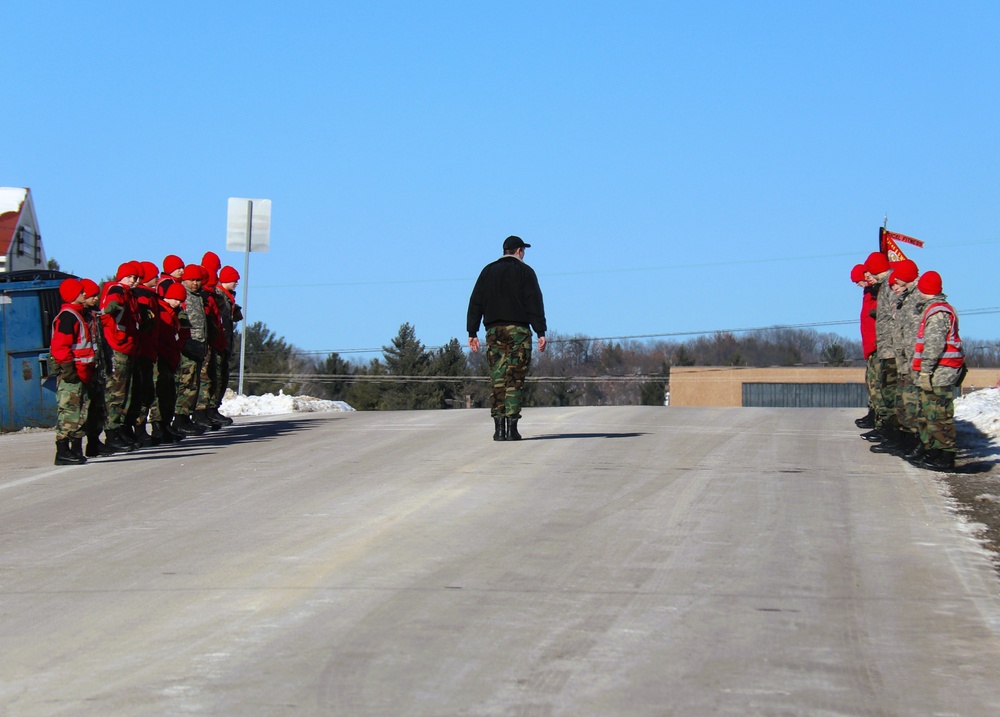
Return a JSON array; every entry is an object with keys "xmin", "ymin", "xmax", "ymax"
[{"xmin": 381, "ymin": 323, "xmax": 433, "ymax": 409}]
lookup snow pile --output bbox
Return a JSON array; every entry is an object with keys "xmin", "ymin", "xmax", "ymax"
[
  {"xmin": 955, "ymin": 387, "xmax": 1000, "ymax": 457},
  {"xmin": 220, "ymin": 390, "xmax": 355, "ymax": 417}
]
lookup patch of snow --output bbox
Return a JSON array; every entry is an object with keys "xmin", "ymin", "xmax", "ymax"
[
  {"xmin": 955, "ymin": 387, "xmax": 1000, "ymax": 460},
  {"xmin": 219, "ymin": 389, "xmax": 354, "ymax": 417}
]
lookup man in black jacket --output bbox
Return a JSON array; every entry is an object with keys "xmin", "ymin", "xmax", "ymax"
[{"xmin": 467, "ymin": 235, "xmax": 547, "ymax": 441}]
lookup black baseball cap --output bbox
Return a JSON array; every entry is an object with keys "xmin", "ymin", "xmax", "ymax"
[{"xmin": 503, "ymin": 235, "xmax": 531, "ymax": 251}]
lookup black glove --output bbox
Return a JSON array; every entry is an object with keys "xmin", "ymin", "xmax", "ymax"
[
  {"xmin": 232, "ymin": 305, "xmax": 244, "ymax": 322},
  {"xmin": 59, "ymin": 362, "xmax": 80, "ymax": 384},
  {"xmin": 182, "ymin": 339, "xmax": 207, "ymax": 362}
]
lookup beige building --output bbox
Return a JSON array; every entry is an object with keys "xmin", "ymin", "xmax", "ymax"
[{"xmin": 669, "ymin": 366, "xmax": 1000, "ymax": 407}]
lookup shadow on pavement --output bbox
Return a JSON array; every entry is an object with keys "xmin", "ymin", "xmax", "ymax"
[{"xmin": 523, "ymin": 432, "xmax": 649, "ymax": 441}]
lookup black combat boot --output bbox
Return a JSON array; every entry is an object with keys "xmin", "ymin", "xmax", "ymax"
[
  {"xmin": 855, "ymin": 408, "xmax": 875, "ymax": 429},
  {"xmin": 904, "ymin": 440, "xmax": 927, "ymax": 463},
  {"xmin": 55, "ymin": 439, "xmax": 85, "ymax": 466},
  {"xmin": 85, "ymin": 433, "xmax": 115, "ymax": 457},
  {"xmin": 69, "ymin": 437, "xmax": 87, "ymax": 463},
  {"xmin": 506, "ymin": 417, "xmax": 522, "ymax": 441},
  {"xmin": 132, "ymin": 422, "xmax": 152, "ymax": 448},
  {"xmin": 917, "ymin": 449, "xmax": 956, "ymax": 472},
  {"xmin": 163, "ymin": 420, "xmax": 185, "ymax": 441},
  {"xmin": 860, "ymin": 427, "xmax": 885, "ymax": 442},
  {"xmin": 193, "ymin": 409, "xmax": 219, "ymax": 430},
  {"xmin": 105, "ymin": 428, "xmax": 137, "ymax": 453},
  {"xmin": 172, "ymin": 415, "xmax": 201, "ymax": 436},
  {"xmin": 493, "ymin": 416, "xmax": 506, "ymax": 441},
  {"xmin": 208, "ymin": 406, "xmax": 234, "ymax": 426}
]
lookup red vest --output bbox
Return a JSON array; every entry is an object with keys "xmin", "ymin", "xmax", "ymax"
[
  {"xmin": 912, "ymin": 301, "xmax": 964, "ymax": 372},
  {"xmin": 50, "ymin": 304, "xmax": 96, "ymax": 383}
]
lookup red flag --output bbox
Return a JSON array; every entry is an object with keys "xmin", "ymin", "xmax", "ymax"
[{"xmin": 879, "ymin": 227, "xmax": 924, "ymax": 262}]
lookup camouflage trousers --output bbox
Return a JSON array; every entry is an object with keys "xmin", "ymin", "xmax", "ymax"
[
  {"xmin": 104, "ymin": 350, "xmax": 133, "ymax": 430},
  {"xmin": 175, "ymin": 355, "xmax": 202, "ymax": 416},
  {"xmin": 56, "ymin": 377, "xmax": 90, "ymax": 440},
  {"xmin": 917, "ymin": 386, "xmax": 956, "ymax": 451},
  {"xmin": 865, "ymin": 354, "xmax": 878, "ymax": 409},
  {"xmin": 895, "ymin": 373, "xmax": 921, "ymax": 434},
  {"xmin": 196, "ymin": 349, "xmax": 218, "ymax": 411},
  {"xmin": 874, "ymin": 358, "xmax": 898, "ymax": 428},
  {"xmin": 486, "ymin": 325, "xmax": 532, "ymax": 418}
]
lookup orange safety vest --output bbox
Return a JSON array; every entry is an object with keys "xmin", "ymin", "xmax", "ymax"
[{"xmin": 912, "ymin": 301, "xmax": 964, "ymax": 372}]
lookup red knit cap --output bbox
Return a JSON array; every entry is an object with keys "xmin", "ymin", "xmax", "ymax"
[
  {"xmin": 917, "ymin": 270, "xmax": 943, "ymax": 296},
  {"xmin": 81, "ymin": 278, "xmax": 100, "ymax": 298},
  {"xmin": 165, "ymin": 283, "xmax": 188, "ymax": 301},
  {"xmin": 182, "ymin": 264, "xmax": 205, "ymax": 281},
  {"xmin": 116, "ymin": 262, "xmax": 141, "ymax": 281},
  {"xmin": 865, "ymin": 251, "xmax": 890, "ymax": 275},
  {"xmin": 219, "ymin": 266, "xmax": 240, "ymax": 283},
  {"xmin": 59, "ymin": 278, "xmax": 84, "ymax": 303},
  {"xmin": 203, "ymin": 267, "xmax": 218, "ymax": 289},
  {"xmin": 163, "ymin": 255, "xmax": 184, "ymax": 274},
  {"xmin": 850, "ymin": 264, "xmax": 866, "ymax": 283},
  {"xmin": 890, "ymin": 259, "xmax": 918, "ymax": 285},
  {"xmin": 202, "ymin": 251, "xmax": 222, "ymax": 272},
  {"xmin": 140, "ymin": 261, "xmax": 159, "ymax": 283}
]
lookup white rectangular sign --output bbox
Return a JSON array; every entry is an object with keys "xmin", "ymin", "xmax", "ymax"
[{"xmin": 226, "ymin": 198, "xmax": 271, "ymax": 252}]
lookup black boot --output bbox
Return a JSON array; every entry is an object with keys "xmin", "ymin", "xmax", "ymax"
[
  {"xmin": 85, "ymin": 434, "xmax": 115, "ymax": 457},
  {"xmin": 860, "ymin": 427, "xmax": 885, "ymax": 442},
  {"xmin": 133, "ymin": 422, "xmax": 152, "ymax": 448},
  {"xmin": 55, "ymin": 438, "xmax": 85, "ymax": 466},
  {"xmin": 917, "ymin": 449, "xmax": 957, "ymax": 472},
  {"xmin": 105, "ymin": 428, "xmax": 137, "ymax": 453},
  {"xmin": 869, "ymin": 426, "xmax": 902, "ymax": 453},
  {"xmin": 150, "ymin": 422, "xmax": 164, "ymax": 446},
  {"xmin": 208, "ymin": 406, "xmax": 234, "ymax": 426},
  {"xmin": 172, "ymin": 415, "xmax": 201, "ymax": 436},
  {"xmin": 904, "ymin": 441, "xmax": 927, "ymax": 462},
  {"xmin": 193, "ymin": 409, "xmax": 219, "ymax": 430},
  {"xmin": 506, "ymin": 417, "xmax": 522, "ymax": 441},
  {"xmin": 886, "ymin": 431, "xmax": 919, "ymax": 457},
  {"xmin": 70, "ymin": 437, "xmax": 87, "ymax": 463},
  {"xmin": 493, "ymin": 416, "xmax": 507, "ymax": 441},
  {"xmin": 163, "ymin": 420, "xmax": 185, "ymax": 441},
  {"xmin": 855, "ymin": 408, "xmax": 875, "ymax": 429}
]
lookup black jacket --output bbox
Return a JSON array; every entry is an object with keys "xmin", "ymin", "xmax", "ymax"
[{"xmin": 467, "ymin": 256, "xmax": 547, "ymax": 337}]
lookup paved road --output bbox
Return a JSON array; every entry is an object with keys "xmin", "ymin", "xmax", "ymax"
[{"xmin": 2, "ymin": 407, "xmax": 1000, "ymax": 716}]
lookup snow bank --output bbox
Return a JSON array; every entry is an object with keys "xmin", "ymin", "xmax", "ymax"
[
  {"xmin": 955, "ymin": 387, "xmax": 1000, "ymax": 452},
  {"xmin": 219, "ymin": 390, "xmax": 355, "ymax": 417}
]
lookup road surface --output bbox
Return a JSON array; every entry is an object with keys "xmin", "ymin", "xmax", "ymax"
[{"xmin": 2, "ymin": 407, "xmax": 999, "ymax": 716}]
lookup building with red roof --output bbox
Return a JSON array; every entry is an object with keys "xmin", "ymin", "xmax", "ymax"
[{"xmin": 0, "ymin": 187, "xmax": 47, "ymax": 273}]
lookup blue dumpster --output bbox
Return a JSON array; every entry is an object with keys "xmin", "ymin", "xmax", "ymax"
[{"xmin": 0, "ymin": 270, "xmax": 77, "ymax": 431}]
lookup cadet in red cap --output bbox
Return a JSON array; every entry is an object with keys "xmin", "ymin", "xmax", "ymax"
[
  {"xmin": 51, "ymin": 278, "xmax": 95, "ymax": 465},
  {"xmin": 99, "ymin": 262, "xmax": 142, "ymax": 453},
  {"xmin": 173, "ymin": 265, "xmax": 208, "ymax": 435},
  {"xmin": 194, "ymin": 267, "xmax": 227, "ymax": 429},
  {"xmin": 851, "ymin": 263, "xmax": 878, "ymax": 428},
  {"xmin": 871, "ymin": 259, "xmax": 923, "ymax": 458},
  {"xmin": 860, "ymin": 251, "xmax": 897, "ymax": 443},
  {"xmin": 159, "ymin": 255, "xmax": 185, "ymax": 295},
  {"xmin": 149, "ymin": 282, "xmax": 190, "ymax": 444},
  {"xmin": 908, "ymin": 271, "xmax": 965, "ymax": 471},
  {"xmin": 79, "ymin": 279, "xmax": 114, "ymax": 457},
  {"xmin": 213, "ymin": 266, "xmax": 243, "ymax": 422},
  {"xmin": 125, "ymin": 261, "xmax": 162, "ymax": 446}
]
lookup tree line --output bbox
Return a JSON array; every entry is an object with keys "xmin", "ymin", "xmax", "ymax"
[{"xmin": 230, "ymin": 322, "xmax": 1000, "ymax": 410}]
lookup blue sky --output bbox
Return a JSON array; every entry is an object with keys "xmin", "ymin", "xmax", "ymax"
[{"xmin": 7, "ymin": 2, "xmax": 999, "ymax": 360}]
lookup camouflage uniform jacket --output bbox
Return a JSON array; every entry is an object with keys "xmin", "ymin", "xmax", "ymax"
[
  {"xmin": 874, "ymin": 275, "xmax": 895, "ymax": 359},
  {"xmin": 185, "ymin": 289, "xmax": 207, "ymax": 343},
  {"xmin": 894, "ymin": 288, "xmax": 929, "ymax": 376},
  {"xmin": 918, "ymin": 292, "xmax": 963, "ymax": 388}
]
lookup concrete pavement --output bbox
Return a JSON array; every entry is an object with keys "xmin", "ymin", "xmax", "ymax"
[{"xmin": 2, "ymin": 407, "xmax": 999, "ymax": 716}]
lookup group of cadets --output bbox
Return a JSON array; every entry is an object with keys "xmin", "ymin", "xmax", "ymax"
[
  {"xmin": 852, "ymin": 252, "xmax": 966, "ymax": 472},
  {"xmin": 49, "ymin": 252, "xmax": 243, "ymax": 466}
]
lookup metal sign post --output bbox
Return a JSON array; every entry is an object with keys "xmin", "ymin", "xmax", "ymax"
[{"xmin": 226, "ymin": 198, "xmax": 271, "ymax": 395}]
